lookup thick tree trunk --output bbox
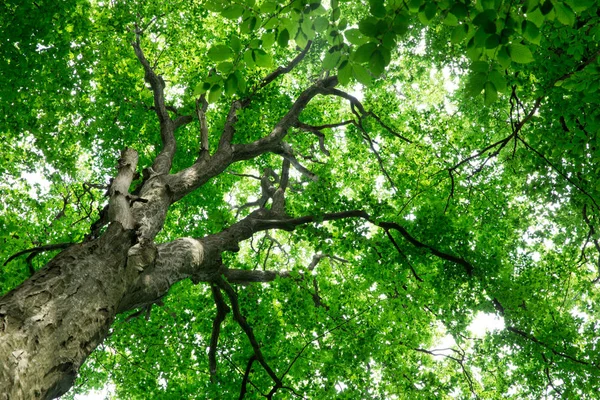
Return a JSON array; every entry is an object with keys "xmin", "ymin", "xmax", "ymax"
[{"xmin": 0, "ymin": 224, "xmax": 135, "ymax": 399}]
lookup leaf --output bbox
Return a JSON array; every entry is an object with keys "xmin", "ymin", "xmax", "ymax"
[
  {"xmin": 230, "ymin": 35, "xmax": 242, "ymax": 53},
  {"xmin": 451, "ymin": 24, "xmax": 468, "ymax": 44},
  {"xmin": 314, "ymin": 16, "xmax": 329, "ymax": 31},
  {"xmin": 470, "ymin": 61, "xmax": 489, "ymax": 73},
  {"xmin": 566, "ymin": 0, "xmax": 595, "ymax": 12},
  {"xmin": 488, "ymin": 70, "xmax": 507, "ymax": 93},
  {"xmin": 353, "ymin": 42, "xmax": 378, "ymax": 63},
  {"xmin": 508, "ymin": 43, "xmax": 535, "ymax": 63},
  {"xmin": 554, "ymin": 2, "xmax": 575, "ymax": 26},
  {"xmin": 523, "ymin": 20, "xmax": 541, "ymax": 45},
  {"xmin": 253, "ymin": 49, "xmax": 272, "ymax": 68},
  {"xmin": 277, "ymin": 29, "xmax": 290, "ymax": 47},
  {"xmin": 338, "ymin": 60, "xmax": 352, "ymax": 85},
  {"xmin": 221, "ymin": 4, "xmax": 245, "ymax": 19},
  {"xmin": 345, "ymin": 29, "xmax": 368, "ymax": 45},
  {"xmin": 224, "ymin": 74, "xmax": 238, "ymax": 96},
  {"xmin": 369, "ymin": 49, "xmax": 386, "ymax": 76},
  {"xmin": 208, "ymin": 84, "xmax": 222, "ymax": 103},
  {"xmin": 484, "ymin": 81, "xmax": 498, "ymax": 105},
  {"xmin": 207, "ymin": 45, "xmax": 234, "ymax": 62},
  {"xmin": 262, "ymin": 32, "xmax": 276, "ymax": 49},
  {"xmin": 353, "ymin": 63, "xmax": 372, "ymax": 86},
  {"xmin": 322, "ymin": 50, "xmax": 341, "ymax": 70},
  {"xmin": 359, "ymin": 16, "xmax": 379, "ymax": 37},
  {"xmin": 216, "ymin": 61, "xmax": 234, "ymax": 74},
  {"xmin": 466, "ymin": 72, "xmax": 487, "ymax": 97},
  {"xmin": 369, "ymin": 0, "xmax": 386, "ymax": 18},
  {"xmin": 243, "ymin": 49, "xmax": 255, "ymax": 68}
]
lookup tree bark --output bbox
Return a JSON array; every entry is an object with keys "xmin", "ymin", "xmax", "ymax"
[{"xmin": 0, "ymin": 224, "xmax": 135, "ymax": 399}]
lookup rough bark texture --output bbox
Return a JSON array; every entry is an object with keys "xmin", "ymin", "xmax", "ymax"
[{"xmin": 0, "ymin": 224, "xmax": 135, "ymax": 399}]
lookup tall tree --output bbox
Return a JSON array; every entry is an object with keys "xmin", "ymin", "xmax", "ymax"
[{"xmin": 1, "ymin": 0, "xmax": 600, "ymax": 398}]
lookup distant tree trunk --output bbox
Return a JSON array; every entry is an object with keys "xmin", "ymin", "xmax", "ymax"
[{"xmin": 0, "ymin": 224, "xmax": 135, "ymax": 399}]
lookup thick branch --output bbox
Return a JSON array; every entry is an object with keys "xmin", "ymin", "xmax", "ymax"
[
  {"xmin": 108, "ymin": 148, "xmax": 138, "ymax": 230},
  {"xmin": 231, "ymin": 76, "xmax": 338, "ymax": 162}
]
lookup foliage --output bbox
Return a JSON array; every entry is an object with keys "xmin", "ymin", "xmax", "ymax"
[{"xmin": 2, "ymin": 0, "xmax": 600, "ymax": 398}]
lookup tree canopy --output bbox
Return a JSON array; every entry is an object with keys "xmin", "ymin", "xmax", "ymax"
[{"xmin": 2, "ymin": 0, "xmax": 600, "ymax": 398}]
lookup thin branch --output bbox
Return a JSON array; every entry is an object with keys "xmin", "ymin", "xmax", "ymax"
[
  {"xmin": 131, "ymin": 23, "xmax": 176, "ymax": 174},
  {"xmin": 215, "ymin": 276, "xmax": 282, "ymax": 386},
  {"xmin": 247, "ymin": 41, "xmax": 313, "ymax": 102},
  {"xmin": 239, "ymin": 355, "xmax": 258, "ymax": 400},
  {"xmin": 3, "ymin": 242, "xmax": 73, "ymax": 267},
  {"xmin": 209, "ymin": 285, "xmax": 231, "ymax": 382}
]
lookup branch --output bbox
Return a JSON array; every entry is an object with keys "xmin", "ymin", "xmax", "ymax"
[
  {"xmin": 231, "ymin": 76, "xmax": 338, "ymax": 162},
  {"xmin": 131, "ymin": 25, "xmax": 176, "ymax": 174},
  {"xmin": 209, "ymin": 284, "xmax": 230, "ymax": 382},
  {"xmin": 196, "ymin": 95, "xmax": 210, "ymax": 162},
  {"xmin": 3, "ymin": 242, "xmax": 73, "ymax": 267},
  {"xmin": 239, "ymin": 355, "xmax": 258, "ymax": 400},
  {"xmin": 108, "ymin": 148, "xmax": 138, "ymax": 229},
  {"xmin": 215, "ymin": 276, "xmax": 282, "ymax": 386},
  {"xmin": 244, "ymin": 41, "xmax": 313, "ymax": 105}
]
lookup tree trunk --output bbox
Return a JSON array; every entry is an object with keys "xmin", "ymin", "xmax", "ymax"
[{"xmin": 0, "ymin": 224, "xmax": 135, "ymax": 399}]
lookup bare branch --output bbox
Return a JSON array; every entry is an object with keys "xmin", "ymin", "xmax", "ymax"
[
  {"xmin": 3, "ymin": 242, "xmax": 73, "ymax": 267},
  {"xmin": 131, "ymin": 25, "xmax": 176, "ymax": 174},
  {"xmin": 238, "ymin": 355, "xmax": 258, "ymax": 400},
  {"xmin": 196, "ymin": 95, "xmax": 210, "ymax": 162},
  {"xmin": 244, "ymin": 41, "xmax": 313, "ymax": 105},
  {"xmin": 209, "ymin": 285, "xmax": 230, "ymax": 382},
  {"xmin": 215, "ymin": 276, "xmax": 282, "ymax": 386}
]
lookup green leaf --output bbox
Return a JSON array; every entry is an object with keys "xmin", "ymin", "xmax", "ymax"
[
  {"xmin": 566, "ymin": 0, "xmax": 595, "ymax": 12},
  {"xmin": 243, "ymin": 49, "xmax": 255, "ymax": 68},
  {"xmin": 523, "ymin": 21, "xmax": 541, "ymax": 45},
  {"xmin": 259, "ymin": 1, "xmax": 278, "ymax": 13},
  {"xmin": 314, "ymin": 16, "xmax": 329, "ymax": 31},
  {"xmin": 323, "ymin": 50, "xmax": 341, "ymax": 70},
  {"xmin": 485, "ymin": 34, "xmax": 500, "ymax": 49},
  {"xmin": 554, "ymin": 2, "xmax": 575, "ymax": 26},
  {"xmin": 230, "ymin": 35, "xmax": 242, "ymax": 53},
  {"xmin": 222, "ymin": 4, "xmax": 245, "ymax": 19},
  {"xmin": 527, "ymin": 7, "xmax": 545, "ymax": 27},
  {"xmin": 484, "ymin": 81, "xmax": 498, "ymax": 105},
  {"xmin": 208, "ymin": 84, "xmax": 222, "ymax": 103},
  {"xmin": 353, "ymin": 42, "xmax": 378, "ymax": 63},
  {"xmin": 216, "ymin": 61, "xmax": 234, "ymax": 74},
  {"xmin": 497, "ymin": 45, "xmax": 511, "ymax": 68},
  {"xmin": 345, "ymin": 29, "xmax": 368, "ymax": 45},
  {"xmin": 277, "ymin": 29, "xmax": 290, "ymax": 47},
  {"xmin": 369, "ymin": 49, "xmax": 386, "ymax": 76},
  {"xmin": 508, "ymin": 43, "xmax": 535, "ymax": 63},
  {"xmin": 451, "ymin": 24, "xmax": 468, "ymax": 44},
  {"xmin": 488, "ymin": 70, "xmax": 507, "ymax": 93},
  {"xmin": 207, "ymin": 45, "xmax": 234, "ymax": 62},
  {"xmin": 254, "ymin": 49, "xmax": 272, "ymax": 68},
  {"xmin": 369, "ymin": 0, "xmax": 386, "ymax": 18},
  {"xmin": 470, "ymin": 61, "xmax": 489, "ymax": 73},
  {"xmin": 224, "ymin": 74, "xmax": 238, "ymax": 96},
  {"xmin": 359, "ymin": 16, "xmax": 379, "ymax": 37},
  {"xmin": 353, "ymin": 63, "xmax": 372, "ymax": 86},
  {"xmin": 262, "ymin": 32, "xmax": 276, "ymax": 49},
  {"xmin": 338, "ymin": 60, "xmax": 352, "ymax": 85},
  {"xmin": 466, "ymin": 72, "xmax": 487, "ymax": 97}
]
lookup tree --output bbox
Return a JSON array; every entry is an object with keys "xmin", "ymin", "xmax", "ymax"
[{"xmin": 1, "ymin": 0, "xmax": 600, "ymax": 398}]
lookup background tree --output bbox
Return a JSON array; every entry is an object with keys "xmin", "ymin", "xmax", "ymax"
[{"xmin": 1, "ymin": 0, "xmax": 600, "ymax": 398}]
